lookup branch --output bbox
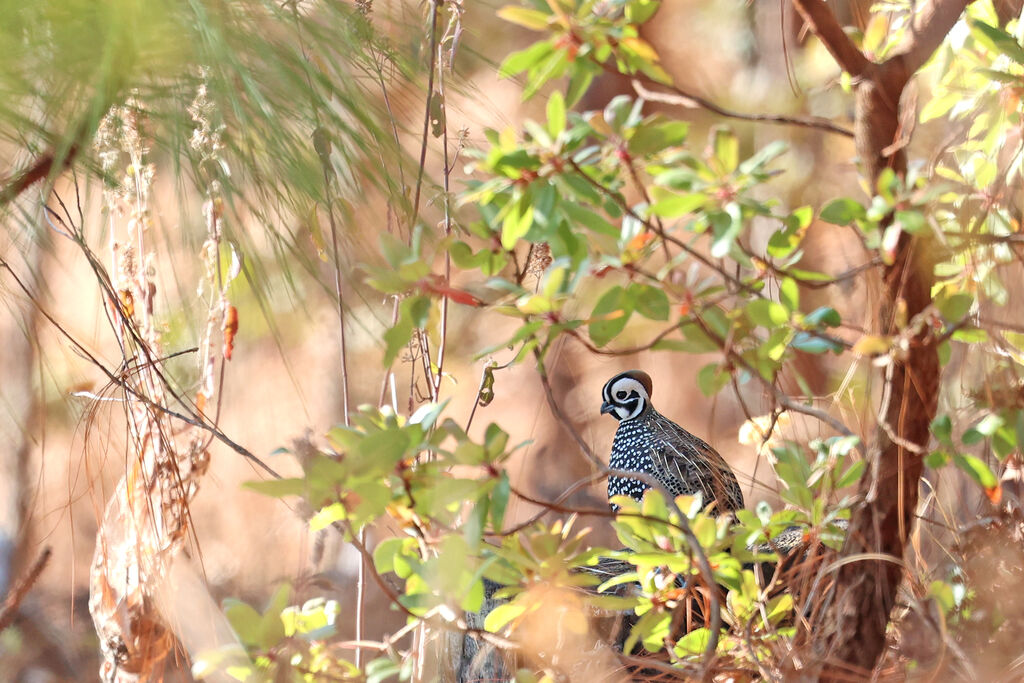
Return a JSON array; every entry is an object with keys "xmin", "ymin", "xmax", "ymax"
[
  {"xmin": 0, "ymin": 145, "xmax": 80, "ymax": 206},
  {"xmin": 633, "ymin": 80, "xmax": 854, "ymax": 139},
  {"xmin": 791, "ymin": 0, "xmax": 871, "ymax": 78},
  {"xmin": 690, "ymin": 315, "xmax": 862, "ymax": 452},
  {"xmin": 533, "ymin": 348, "xmax": 605, "ymax": 469},
  {"xmin": 0, "ymin": 547, "xmax": 51, "ymax": 631}
]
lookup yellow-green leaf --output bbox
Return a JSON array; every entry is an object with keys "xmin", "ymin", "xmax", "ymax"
[{"xmin": 496, "ymin": 6, "xmax": 550, "ymax": 31}]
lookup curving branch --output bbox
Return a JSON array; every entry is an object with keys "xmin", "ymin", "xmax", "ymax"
[
  {"xmin": 0, "ymin": 146, "xmax": 80, "ymax": 206},
  {"xmin": 791, "ymin": 0, "xmax": 871, "ymax": 78}
]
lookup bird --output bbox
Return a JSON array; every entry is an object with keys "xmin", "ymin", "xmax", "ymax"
[{"xmin": 600, "ymin": 369, "xmax": 744, "ymax": 515}]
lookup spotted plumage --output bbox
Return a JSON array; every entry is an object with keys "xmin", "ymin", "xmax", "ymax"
[{"xmin": 601, "ymin": 370, "xmax": 744, "ymax": 515}]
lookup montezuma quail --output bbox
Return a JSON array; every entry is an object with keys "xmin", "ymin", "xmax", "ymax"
[{"xmin": 601, "ymin": 370, "xmax": 744, "ymax": 514}]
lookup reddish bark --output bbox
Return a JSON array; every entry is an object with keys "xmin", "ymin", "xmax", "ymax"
[{"xmin": 790, "ymin": 0, "xmax": 971, "ymax": 676}]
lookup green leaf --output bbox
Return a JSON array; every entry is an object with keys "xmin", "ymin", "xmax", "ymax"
[
  {"xmin": 779, "ymin": 278, "xmax": 799, "ymax": 312},
  {"xmin": 673, "ymin": 322, "xmax": 720, "ymax": 353},
  {"xmin": 952, "ymin": 327, "xmax": 988, "ymax": 343},
  {"xmin": 820, "ymin": 198, "xmax": 866, "ymax": 226},
  {"xmin": 931, "ymin": 414, "xmax": 952, "ymax": 445},
  {"xmin": 566, "ymin": 63, "xmax": 597, "ymax": 107},
  {"xmin": 546, "ymin": 90, "xmax": 566, "ymax": 138},
  {"xmin": 920, "ymin": 89, "xmax": 961, "ymax": 123},
  {"xmin": 804, "ymin": 306, "xmax": 841, "ymax": 327},
  {"xmin": 260, "ymin": 583, "xmax": 291, "ymax": 650},
  {"xmin": 647, "ymin": 192, "xmax": 707, "ymax": 218},
  {"xmin": 515, "ymin": 670, "xmax": 540, "ymax": 683},
  {"xmin": 710, "ymin": 126, "xmax": 739, "ymax": 174},
  {"xmin": 484, "ymin": 602, "xmax": 527, "ymax": 632},
  {"xmin": 373, "ymin": 537, "xmax": 408, "ymax": 575},
  {"xmin": 710, "ymin": 203, "xmax": 743, "ymax": 258},
  {"xmin": 697, "ymin": 362, "xmax": 730, "ymax": 396},
  {"xmin": 994, "ymin": 422, "xmax": 1017, "ymax": 459},
  {"xmin": 895, "ymin": 209, "xmax": 926, "ymax": 234},
  {"xmin": 243, "ymin": 478, "xmax": 305, "ymax": 499},
  {"xmin": 406, "ymin": 295, "xmax": 431, "ymax": 327},
  {"xmin": 501, "ymin": 193, "xmax": 535, "ymax": 249},
  {"xmin": 768, "ymin": 207, "xmax": 811, "ymax": 257},
  {"xmin": 640, "ymin": 488, "xmax": 668, "ymax": 520},
  {"xmin": 936, "ymin": 292, "xmax": 974, "ymax": 323},
  {"xmin": 747, "ymin": 299, "xmax": 789, "ymax": 327},
  {"xmin": 309, "ymin": 502, "xmax": 346, "ymax": 531},
  {"xmin": 929, "ymin": 580, "xmax": 956, "ymax": 613},
  {"xmin": 964, "ymin": 413, "xmax": 1005, "ymax": 445},
  {"xmin": 674, "ymin": 627, "xmax": 710, "ymax": 655},
  {"xmin": 366, "ymin": 657, "xmax": 402, "ymax": 683},
  {"xmin": 499, "ymin": 41, "xmax": 554, "ymax": 79},
  {"xmin": 625, "ymin": 0, "xmax": 661, "ymax": 24},
  {"xmin": 970, "ymin": 18, "xmax": 1024, "ymax": 65},
  {"xmin": 561, "ymin": 202, "xmax": 618, "ymax": 236},
  {"xmin": 926, "ymin": 449, "xmax": 951, "ymax": 468},
  {"xmin": 623, "ymin": 608, "xmax": 670, "ymax": 654},
  {"xmin": 223, "ymin": 599, "xmax": 263, "ymax": 648},
  {"xmin": 526, "ymin": 52, "xmax": 570, "ymax": 98},
  {"xmin": 630, "ymin": 283, "xmax": 670, "ymax": 320},
  {"xmin": 491, "ymin": 472, "xmax": 511, "ymax": 532},
  {"xmin": 588, "ymin": 285, "xmax": 634, "ymax": 346},
  {"xmin": 739, "ymin": 140, "xmax": 788, "ymax": 174},
  {"xmin": 835, "ymin": 460, "xmax": 866, "ymax": 488},
  {"xmin": 628, "ymin": 119, "xmax": 688, "ymax": 156},
  {"xmin": 953, "ymin": 453, "xmax": 998, "ymax": 491},
  {"xmin": 496, "ymin": 6, "xmax": 550, "ymax": 31},
  {"xmin": 383, "ymin": 300, "xmax": 417, "ymax": 366},
  {"xmin": 357, "ymin": 428, "xmax": 412, "ymax": 468},
  {"xmin": 604, "ymin": 95, "xmax": 642, "ymax": 132},
  {"xmin": 876, "ymin": 167, "xmax": 899, "ymax": 201},
  {"xmin": 790, "ymin": 332, "xmax": 843, "ymax": 354}
]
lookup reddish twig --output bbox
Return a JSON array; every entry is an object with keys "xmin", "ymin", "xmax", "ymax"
[
  {"xmin": 0, "ymin": 547, "xmax": 52, "ymax": 631},
  {"xmin": 0, "ymin": 146, "xmax": 80, "ymax": 206}
]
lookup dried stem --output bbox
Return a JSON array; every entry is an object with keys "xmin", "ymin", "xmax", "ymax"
[{"xmin": 0, "ymin": 258, "xmax": 280, "ymax": 479}]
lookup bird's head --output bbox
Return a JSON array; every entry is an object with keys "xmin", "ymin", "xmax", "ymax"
[{"xmin": 600, "ymin": 370, "xmax": 653, "ymax": 422}]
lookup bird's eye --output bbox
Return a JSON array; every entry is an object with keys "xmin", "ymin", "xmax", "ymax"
[{"xmin": 615, "ymin": 390, "xmax": 627, "ymax": 400}]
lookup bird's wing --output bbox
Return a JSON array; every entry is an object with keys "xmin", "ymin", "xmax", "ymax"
[{"xmin": 647, "ymin": 418, "xmax": 745, "ymax": 513}]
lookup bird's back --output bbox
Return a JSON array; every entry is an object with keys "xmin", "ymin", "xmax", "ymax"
[{"xmin": 609, "ymin": 408, "xmax": 744, "ymax": 514}]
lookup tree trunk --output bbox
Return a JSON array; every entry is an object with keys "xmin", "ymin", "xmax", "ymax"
[{"xmin": 790, "ymin": 0, "xmax": 970, "ymax": 676}]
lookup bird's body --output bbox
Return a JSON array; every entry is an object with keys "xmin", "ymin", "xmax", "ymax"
[{"xmin": 601, "ymin": 370, "xmax": 744, "ymax": 514}]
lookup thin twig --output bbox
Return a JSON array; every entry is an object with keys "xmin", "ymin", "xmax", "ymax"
[
  {"xmin": 632, "ymin": 79, "xmax": 854, "ymax": 138},
  {"xmin": 533, "ymin": 348, "xmax": 605, "ymax": 469},
  {"xmin": 0, "ymin": 259, "xmax": 281, "ymax": 479},
  {"xmin": 410, "ymin": 1, "xmax": 441, "ymax": 228}
]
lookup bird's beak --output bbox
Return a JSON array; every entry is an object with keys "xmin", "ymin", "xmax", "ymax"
[{"xmin": 600, "ymin": 401, "xmax": 615, "ymax": 415}]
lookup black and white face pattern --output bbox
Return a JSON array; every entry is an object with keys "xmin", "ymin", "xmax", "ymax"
[{"xmin": 601, "ymin": 372, "xmax": 651, "ymax": 421}]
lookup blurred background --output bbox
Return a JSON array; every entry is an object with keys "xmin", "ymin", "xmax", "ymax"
[{"xmin": 0, "ymin": 0, "xmax": 1002, "ymax": 679}]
